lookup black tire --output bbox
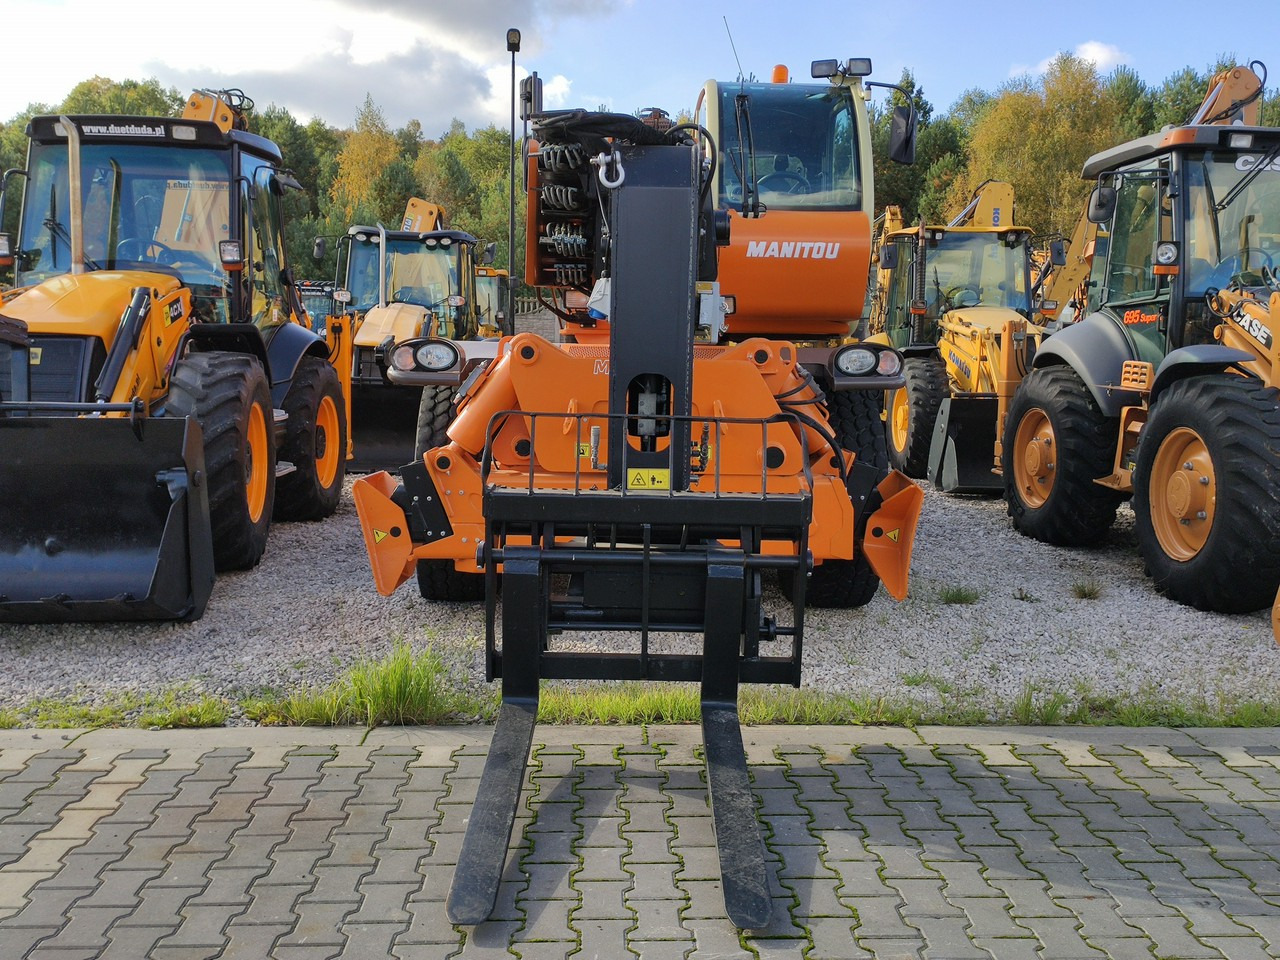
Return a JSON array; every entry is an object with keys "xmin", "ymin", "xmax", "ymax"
[
  {"xmin": 1133, "ymin": 376, "xmax": 1280, "ymax": 613},
  {"xmin": 413, "ymin": 384, "xmax": 453, "ymax": 460},
  {"xmin": 169, "ymin": 352, "xmax": 276, "ymax": 571},
  {"xmin": 413, "ymin": 383, "xmax": 485, "ymax": 600},
  {"xmin": 785, "ymin": 388, "xmax": 885, "ymax": 608},
  {"xmin": 1001, "ymin": 366, "xmax": 1123, "ymax": 546},
  {"xmin": 887, "ymin": 355, "xmax": 947, "ymax": 477},
  {"xmin": 274, "ymin": 356, "xmax": 346, "ymax": 521}
]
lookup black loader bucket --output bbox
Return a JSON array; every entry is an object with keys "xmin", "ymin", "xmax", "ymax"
[
  {"xmin": 347, "ymin": 384, "xmax": 422, "ymax": 473},
  {"xmin": 0, "ymin": 416, "xmax": 215, "ymax": 622},
  {"xmin": 927, "ymin": 396, "xmax": 1002, "ymax": 494}
]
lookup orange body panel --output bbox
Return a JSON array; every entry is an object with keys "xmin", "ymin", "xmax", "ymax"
[{"xmin": 717, "ymin": 209, "xmax": 871, "ymax": 339}]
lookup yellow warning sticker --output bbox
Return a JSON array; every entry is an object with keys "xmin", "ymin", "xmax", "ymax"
[
  {"xmin": 627, "ymin": 468, "xmax": 670, "ymax": 490},
  {"xmin": 29, "ymin": 347, "xmax": 42, "ymax": 366},
  {"xmin": 577, "ymin": 443, "xmax": 591, "ymax": 458},
  {"xmin": 886, "ymin": 529, "xmax": 900, "ymax": 543},
  {"xmin": 373, "ymin": 529, "xmax": 389, "ymax": 544}
]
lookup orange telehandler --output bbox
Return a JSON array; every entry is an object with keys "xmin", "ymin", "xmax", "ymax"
[
  {"xmin": 0, "ymin": 90, "xmax": 349, "ymax": 621},
  {"xmin": 351, "ymin": 57, "xmax": 921, "ymax": 927}
]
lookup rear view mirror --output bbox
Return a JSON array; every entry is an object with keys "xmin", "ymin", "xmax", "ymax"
[
  {"xmin": 878, "ymin": 243, "xmax": 899, "ymax": 271},
  {"xmin": 1049, "ymin": 238, "xmax": 1066, "ymax": 266},
  {"xmin": 1087, "ymin": 186, "xmax": 1116, "ymax": 224},
  {"xmin": 481, "ymin": 242, "xmax": 497, "ymax": 265},
  {"xmin": 312, "ymin": 237, "xmax": 327, "ymax": 261},
  {"xmin": 888, "ymin": 105, "xmax": 916, "ymax": 165}
]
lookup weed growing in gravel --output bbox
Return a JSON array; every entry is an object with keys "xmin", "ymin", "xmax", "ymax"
[
  {"xmin": 938, "ymin": 584, "xmax": 981, "ymax": 605},
  {"xmin": 247, "ymin": 641, "xmax": 475, "ymax": 726},
  {"xmin": 1011, "ymin": 683, "xmax": 1071, "ymax": 725},
  {"xmin": 138, "ymin": 694, "xmax": 229, "ymax": 729},
  {"xmin": 1071, "ymin": 578, "xmax": 1103, "ymax": 599},
  {"xmin": 1013, "ymin": 587, "xmax": 1040, "ymax": 602},
  {"xmin": 0, "ymin": 708, "xmax": 19, "ymax": 729}
]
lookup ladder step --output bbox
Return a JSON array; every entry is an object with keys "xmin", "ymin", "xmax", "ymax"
[{"xmin": 275, "ymin": 460, "xmax": 297, "ymax": 478}]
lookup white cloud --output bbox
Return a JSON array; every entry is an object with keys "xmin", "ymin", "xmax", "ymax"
[{"xmin": 1010, "ymin": 40, "xmax": 1131, "ymax": 80}]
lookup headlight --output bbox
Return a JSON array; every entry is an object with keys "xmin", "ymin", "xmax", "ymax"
[
  {"xmin": 415, "ymin": 341, "xmax": 459, "ymax": 371},
  {"xmin": 876, "ymin": 350, "xmax": 903, "ymax": 377},
  {"xmin": 834, "ymin": 346, "xmax": 876, "ymax": 376},
  {"xmin": 390, "ymin": 345, "xmax": 417, "ymax": 371}
]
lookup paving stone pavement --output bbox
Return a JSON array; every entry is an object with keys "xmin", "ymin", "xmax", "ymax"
[{"xmin": 4, "ymin": 724, "xmax": 1280, "ymax": 958}]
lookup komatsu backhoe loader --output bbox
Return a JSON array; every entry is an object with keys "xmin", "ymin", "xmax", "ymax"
[
  {"xmin": 352, "ymin": 60, "xmax": 922, "ymax": 927},
  {"xmin": 313, "ymin": 198, "xmax": 503, "ymax": 471},
  {"xmin": 1000, "ymin": 62, "xmax": 1280, "ymax": 617},
  {"xmin": 0, "ymin": 90, "xmax": 348, "ymax": 621},
  {"xmin": 866, "ymin": 182, "xmax": 1064, "ymax": 492}
]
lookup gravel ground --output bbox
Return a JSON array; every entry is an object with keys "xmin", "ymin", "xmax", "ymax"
[{"xmin": 1, "ymin": 476, "xmax": 1275, "ymax": 721}]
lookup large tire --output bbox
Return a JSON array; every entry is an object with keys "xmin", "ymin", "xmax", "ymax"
[
  {"xmin": 169, "ymin": 352, "xmax": 276, "ymax": 571},
  {"xmin": 1133, "ymin": 376, "xmax": 1280, "ymax": 613},
  {"xmin": 274, "ymin": 356, "xmax": 346, "ymax": 521},
  {"xmin": 792, "ymin": 388, "xmax": 885, "ymax": 608},
  {"xmin": 413, "ymin": 384, "xmax": 453, "ymax": 460},
  {"xmin": 1002, "ymin": 366, "xmax": 1123, "ymax": 546},
  {"xmin": 412, "ymin": 383, "xmax": 485, "ymax": 601},
  {"xmin": 887, "ymin": 355, "xmax": 947, "ymax": 478}
]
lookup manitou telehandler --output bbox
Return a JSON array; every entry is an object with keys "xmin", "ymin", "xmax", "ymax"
[
  {"xmin": 1001, "ymin": 62, "xmax": 1280, "ymax": 617},
  {"xmin": 0, "ymin": 89, "xmax": 348, "ymax": 621},
  {"xmin": 352, "ymin": 60, "xmax": 921, "ymax": 927}
]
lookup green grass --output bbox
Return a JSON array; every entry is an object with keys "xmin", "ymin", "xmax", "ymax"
[
  {"xmin": 138, "ymin": 693, "xmax": 229, "ymax": 729},
  {"xmin": 1071, "ymin": 578, "xmax": 1103, "ymax": 600},
  {"xmin": 14, "ymin": 688, "xmax": 229, "ymax": 729},
  {"xmin": 0, "ymin": 708, "xmax": 20, "ymax": 729},
  {"xmin": 938, "ymin": 584, "xmax": 982, "ymax": 605},
  {"xmin": 245, "ymin": 641, "xmax": 477, "ymax": 727}
]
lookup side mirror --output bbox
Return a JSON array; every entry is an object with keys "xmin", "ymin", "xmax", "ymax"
[
  {"xmin": 1087, "ymin": 185, "xmax": 1116, "ymax": 224},
  {"xmin": 481, "ymin": 242, "xmax": 497, "ymax": 265},
  {"xmin": 888, "ymin": 105, "xmax": 916, "ymax": 165},
  {"xmin": 878, "ymin": 243, "xmax": 899, "ymax": 271},
  {"xmin": 1049, "ymin": 238, "xmax": 1066, "ymax": 267},
  {"xmin": 312, "ymin": 237, "xmax": 327, "ymax": 261}
]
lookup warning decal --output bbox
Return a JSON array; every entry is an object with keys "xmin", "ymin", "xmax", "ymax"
[
  {"xmin": 373, "ymin": 529, "xmax": 389, "ymax": 544},
  {"xmin": 887, "ymin": 529, "xmax": 900, "ymax": 543},
  {"xmin": 626, "ymin": 468, "xmax": 670, "ymax": 490}
]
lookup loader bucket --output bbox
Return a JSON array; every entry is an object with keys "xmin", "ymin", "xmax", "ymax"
[
  {"xmin": 926, "ymin": 396, "xmax": 1002, "ymax": 493},
  {"xmin": 0, "ymin": 416, "xmax": 214, "ymax": 622},
  {"xmin": 348, "ymin": 384, "xmax": 421, "ymax": 473}
]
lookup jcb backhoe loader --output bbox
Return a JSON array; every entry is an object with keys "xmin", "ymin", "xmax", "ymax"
[
  {"xmin": 866, "ymin": 182, "xmax": 1064, "ymax": 492},
  {"xmin": 0, "ymin": 89, "xmax": 348, "ymax": 622},
  {"xmin": 1001, "ymin": 61, "xmax": 1280, "ymax": 617},
  {"xmin": 352, "ymin": 67, "xmax": 922, "ymax": 926},
  {"xmin": 313, "ymin": 198, "xmax": 502, "ymax": 471}
]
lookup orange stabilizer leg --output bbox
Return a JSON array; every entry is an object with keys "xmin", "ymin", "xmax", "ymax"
[
  {"xmin": 1272, "ymin": 586, "xmax": 1280, "ymax": 646},
  {"xmin": 352, "ymin": 471, "xmax": 417, "ymax": 596},
  {"xmin": 859, "ymin": 470, "xmax": 924, "ymax": 601}
]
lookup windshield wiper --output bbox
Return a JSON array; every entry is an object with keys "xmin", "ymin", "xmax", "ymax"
[
  {"xmin": 734, "ymin": 93, "xmax": 761, "ymax": 218},
  {"xmin": 43, "ymin": 217, "xmax": 102, "ymax": 273},
  {"xmin": 1216, "ymin": 142, "xmax": 1280, "ymax": 212}
]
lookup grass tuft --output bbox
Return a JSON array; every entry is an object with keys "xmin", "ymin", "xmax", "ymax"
[
  {"xmin": 938, "ymin": 584, "xmax": 982, "ymax": 605},
  {"xmin": 1071, "ymin": 578, "xmax": 1103, "ymax": 600}
]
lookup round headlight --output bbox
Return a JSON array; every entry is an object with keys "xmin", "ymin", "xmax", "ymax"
[
  {"xmin": 389, "ymin": 344, "xmax": 417, "ymax": 371},
  {"xmin": 415, "ymin": 341, "xmax": 459, "ymax": 371},
  {"xmin": 876, "ymin": 350, "xmax": 903, "ymax": 377},
  {"xmin": 834, "ymin": 347, "xmax": 876, "ymax": 376},
  {"xmin": 1154, "ymin": 241, "xmax": 1178, "ymax": 266}
]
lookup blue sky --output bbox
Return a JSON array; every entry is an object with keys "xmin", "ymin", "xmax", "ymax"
[{"xmin": 5, "ymin": 1, "xmax": 1259, "ymax": 135}]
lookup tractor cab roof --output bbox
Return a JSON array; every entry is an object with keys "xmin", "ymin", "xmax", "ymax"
[
  {"xmin": 26, "ymin": 113, "xmax": 282, "ymax": 161},
  {"xmin": 345, "ymin": 226, "xmax": 478, "ymax": 247},
  {"xmin": 1082, "ymin": 124, "xmax": 1280, "ymax": 179}
]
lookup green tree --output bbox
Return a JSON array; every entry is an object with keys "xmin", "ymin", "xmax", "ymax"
[
  {"xmin": 1106, "ymin": 65, "xmax": 1155, "ymax": 139},
  {"xmin": 59, "ymin": 77, "xmax": 183, "ymax": 117}
]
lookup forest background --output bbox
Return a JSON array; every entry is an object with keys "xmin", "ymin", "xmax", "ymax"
[{"xmin": 2, "ymin": 54, "xmax": 1276, "ymax": 285}]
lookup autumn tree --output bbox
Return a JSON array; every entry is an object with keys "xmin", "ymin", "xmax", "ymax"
[
  {"xmin": 329, "ymin": 95, "xmax": 400, "ymax": 224},
  {"xmin": 949, "ymin": 54, "xmax": 1125, "ymax": 235}
]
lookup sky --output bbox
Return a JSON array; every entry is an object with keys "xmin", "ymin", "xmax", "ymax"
[{"xmin": 4, "ymin": 0, "xmax": 1259, "ymax": 136}]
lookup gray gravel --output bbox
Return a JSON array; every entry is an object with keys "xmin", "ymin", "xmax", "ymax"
[{"xmin": 1, "ymin": 477, "xmax": 1275, "ymax": 721}]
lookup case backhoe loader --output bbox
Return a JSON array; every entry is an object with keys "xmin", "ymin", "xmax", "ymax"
[
  {"xmin": 1001, "ymin": 62, "xmax": 1280, "ymax": 618},
  {"xmin": 351, "ymin": 58, "xmax": 922, "ymax": 927},
  {"xmin": 0, "ymin": 89, "xmax": 349, "ymax": 621}
]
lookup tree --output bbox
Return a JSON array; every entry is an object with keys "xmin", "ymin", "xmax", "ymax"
[
  {"xmin": 329, "ymin": 95, "xmax": 400, "ymax": 224},
  {"xmin": 59, "ymin": 77, "xmax": 183, "ymax": 117},
  {"xmin": 1106, "ymin": 65, "xmax": 1154, "ymax": 139},
  {"xmin": 948, "ymin": 54, "xmax": 1124, "ymax": 234}
]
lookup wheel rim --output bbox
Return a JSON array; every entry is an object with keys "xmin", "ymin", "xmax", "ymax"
[
  {"xmin": 1148, "ymin": 426, "xmax": 1216, "ymax": 561},
  {"xmin": 245, "ymin": 402, "xmax": 269, "ymax": 523},
  {"xmin": 314, "ymin": 395, "xmax": 341, "ymax": 488},
  {"xmin": 1012, "ymin": 407, "xmax": 1056, "ymax": 509},
  {"xmin": 889, "ymin": 388, "xmax": 910, "ymax": 453}
]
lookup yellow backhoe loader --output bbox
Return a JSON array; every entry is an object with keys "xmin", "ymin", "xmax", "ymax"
[
  {"xmin": 1001, "ymin": 61, "xmax": 1280, "ymax": 619},
  {"xmin": 0, "ymin": 89, "xmax": 349, "ymax": 621},
  {"xmin": 313, "ymin": 198, "xmax": 504, "ymax": 470},
  {"xmin": 866, "ymin": 182, "xmax": 1064, "ymax": 491}
]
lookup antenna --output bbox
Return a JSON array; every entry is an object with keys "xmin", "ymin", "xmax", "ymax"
[{"xmin": 723, "ymin": 17, "xmax": 745, "ymax": 83}]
